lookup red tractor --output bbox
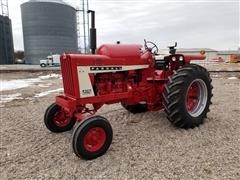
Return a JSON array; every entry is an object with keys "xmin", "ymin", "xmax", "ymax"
[{"xmin": 44, "ymin": 11, "xmax": 213, "ymax": 160}]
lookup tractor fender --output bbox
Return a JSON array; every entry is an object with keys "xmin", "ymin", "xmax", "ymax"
[{"xmin": 183, "ymin": 55, "xmax": 206, "ymax": 63}]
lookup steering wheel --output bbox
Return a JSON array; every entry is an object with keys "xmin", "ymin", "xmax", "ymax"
[{"xmin": 144, "ymin": 39, "xmax": 159, "ymax": 55}]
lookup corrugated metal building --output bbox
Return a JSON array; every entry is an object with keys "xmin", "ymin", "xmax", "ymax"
[
  {"xmin": 21, "ymin": 0, "xmax": 78, "ymax": 64},
  {"xmin": 0, "ymin": 15, "xmax": 14, "ymax": 64}
]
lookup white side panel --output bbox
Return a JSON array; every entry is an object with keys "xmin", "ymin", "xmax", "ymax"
[{"xmin": 77, "ymin": 67, "xmax": 95, "ymax": 98}]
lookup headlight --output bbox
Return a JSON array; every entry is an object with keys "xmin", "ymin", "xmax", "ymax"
[
  {"xmin": 179, "ymin": 56, "xmax": 184, "ymax": 61},
  {"xmin": 172, "ymin": 56, "xmax": 177, "ymax": 61}
]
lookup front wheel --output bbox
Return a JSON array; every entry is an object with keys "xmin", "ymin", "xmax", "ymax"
[
  {"xmin": 72, "ymin": 116, "xmax": 113, "ymax": 160},
  {"xmin": 40, "ymin": 63, "xmax": 46, "ymax": 67},
  {"xmin": 162, "ymin": 64, "xmax": 213, "ymax": 129},
  {"xmin": 44, "ymin": 103, "xmax": 76, "ymax": 133}
]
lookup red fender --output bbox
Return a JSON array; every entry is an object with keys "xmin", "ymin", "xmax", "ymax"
[{"xmin": 184, "ymin": 55, "xmax": 206, "ymax": 63}]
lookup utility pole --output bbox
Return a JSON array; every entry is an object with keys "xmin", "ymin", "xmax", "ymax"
[{"xmin": 76, "ymin": 0, "xmax": 90, "ymax": 53}]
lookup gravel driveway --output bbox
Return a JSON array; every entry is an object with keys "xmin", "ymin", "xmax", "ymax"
[{"xmin": 0, "ymin": 72, "xmax": 239, "ymax": 179}]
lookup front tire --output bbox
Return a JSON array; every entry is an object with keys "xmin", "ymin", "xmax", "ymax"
[
  {"xmin": 162, "ymin": 64, "xmax": 213, "ymax": 129},
  {"xmin": 44, "ymin": 103, "xmax": 76, "ymax": 133},
  {"xmin": 40, "ymin": 63, "xmax": 46, "ymax": 67},
  {"xmin": 72, "ymin": 116, "xmax": 113, "ymax": 160}
]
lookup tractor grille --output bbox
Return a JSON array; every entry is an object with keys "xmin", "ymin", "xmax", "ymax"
[{"xmin": 61, "ymin": 58, "xmax": 75, "ymax": 97}]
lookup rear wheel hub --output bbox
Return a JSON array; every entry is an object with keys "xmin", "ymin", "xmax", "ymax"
[{"xmin": 186, "ymin": 79, "xmax": 208, "ymax": 117}]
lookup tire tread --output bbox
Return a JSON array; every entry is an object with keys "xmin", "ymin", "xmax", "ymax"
[{"xmin": 162, "ymin": 64, "xmax": 213, "ymax": 129}]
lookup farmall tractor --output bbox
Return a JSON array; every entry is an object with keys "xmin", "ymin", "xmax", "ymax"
[{"xmin": 44, "ymin": 11, "xmax": 213, "ymax": 160}]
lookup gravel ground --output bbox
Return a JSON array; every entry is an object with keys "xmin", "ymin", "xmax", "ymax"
[{"xmin": 0, "ymin": 71, "xmax": 240, "ymax": 179}]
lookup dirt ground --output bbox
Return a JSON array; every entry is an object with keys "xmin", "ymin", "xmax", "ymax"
[{"xmin": 0, "ymin": 71, "xmax": 240, "ymax": 179}]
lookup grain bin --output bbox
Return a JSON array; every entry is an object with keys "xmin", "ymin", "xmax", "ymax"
[
  {"xmin": 21, "ymin": 0, "xmax": 78, "ymax": 64},
  {"xmin": 0, "ymin": 15, "xmax": 14, "ymax": 64}
]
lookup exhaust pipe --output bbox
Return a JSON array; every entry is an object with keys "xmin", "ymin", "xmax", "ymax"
[{"xmin": 88, "ymin": 10, "xmax": 96, "ymax": 54}]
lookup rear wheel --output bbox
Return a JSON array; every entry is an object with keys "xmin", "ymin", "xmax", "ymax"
[
  {"xmin": 121, "ymin": 102, "xmax": 148, "ymax": 114},
  {"xmin": 44, "ymin": 103, "xmax": 75, "ymax": 133},
  {"xmin": 72, "ymin": 116, "xmax": 113, "ymax": 160},
  {"xmin": 162, "ymin": 64, "xmax": 213, "ymax": 129}
]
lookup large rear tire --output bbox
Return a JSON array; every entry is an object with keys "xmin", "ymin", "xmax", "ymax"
[{"xmin": 162, "ymin": 64, "xmax": 213, "ymax": 129}]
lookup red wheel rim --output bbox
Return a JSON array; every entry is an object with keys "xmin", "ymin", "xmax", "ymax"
[
  {"xmin": 53, "ymin": 111, "xmax": 71, "ymax": 128},
  {"xmin": 83, "ymin": 127, "xmax": 106, "ymax": 152},
  {"xmin": 186, "ymin": 82, "xmax": 200, "ymax": 113}
]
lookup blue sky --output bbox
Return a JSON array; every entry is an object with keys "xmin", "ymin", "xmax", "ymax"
[{"xmin": 7, "ymin": 0, "xmax": 240, "ymax": 51}]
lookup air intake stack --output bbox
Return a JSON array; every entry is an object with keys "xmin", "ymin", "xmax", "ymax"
[{"xmin": 88, "ymin": 10, "xmax": 96, "ymax": 54}]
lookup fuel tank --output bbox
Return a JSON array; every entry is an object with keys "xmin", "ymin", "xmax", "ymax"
[
  {"xmin": 97, "ymin": 44, "xmax": 142, "ymax": 58},
  {"xmin": 65, "ymin": 44, "xmax": 150, "ymax": 66}
]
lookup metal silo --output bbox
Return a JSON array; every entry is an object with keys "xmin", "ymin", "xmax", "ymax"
[
  {"xmin": 0, "ymin": 15, "xmax": 14, "ymax": 64},
  {"xmin": 21, "ymin": 0, "xmax": 78, "ymax": 64}
]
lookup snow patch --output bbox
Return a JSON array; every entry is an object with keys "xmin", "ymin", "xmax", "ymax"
[
  {"xmin": 0, "ymin": 78, "xmax": 41, "ymax": 91},
  {"xmin": 0, "ymin": 93, "xmax": 23, "ymax": 103},
  {"xmin": 212, "ymin": 74, "xmax": 219, "ymax": 78},
  {"xmin": 39, "ymin": 74, "xmax": 60, "ymax": 80},
  {"xmin": 38, "ymin": 83, "xmax": 52, "ymax": 88},
  {"xmin": 25, "ymin": 97, "xmax": 35, "ymax": 101},
  {"xmin": 228, "ymin": 77, "xmax": 238, "ymax": 80},
  {"xmin": 0, "ymin": 74, "xmax": 61, "ymax": 91},
  {"xmin": 34, "ymin": 88, "xmax": 63, "ymax": 98}
]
